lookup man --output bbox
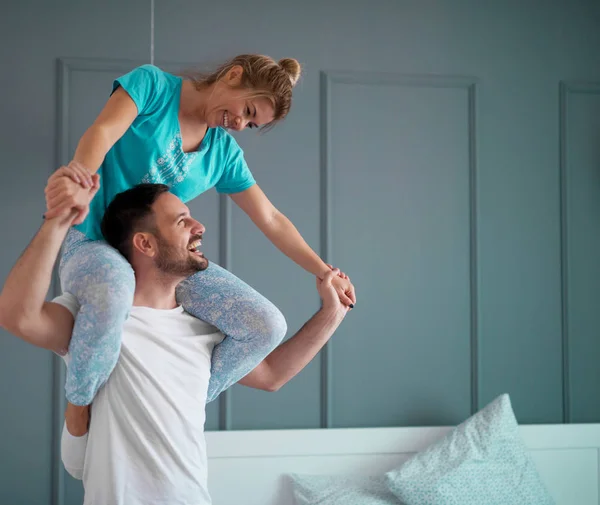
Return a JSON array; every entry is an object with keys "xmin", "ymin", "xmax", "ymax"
[{"xmin": 0, "ymin": 182, "xmax": 350, "ymax": 505}]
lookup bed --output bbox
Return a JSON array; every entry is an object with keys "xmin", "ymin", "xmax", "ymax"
[{"xmin": 205, "ymin": 422, "xmax": 600, "ymax": 504}]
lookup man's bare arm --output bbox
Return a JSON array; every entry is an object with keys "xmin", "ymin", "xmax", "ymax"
[
  {"xmin": 239, "ymin": 269, "xmax": 349, "ymax": 392},
  {"xmin": 238, "ymin": 307, "xmax": 345, "ymax": 392},
  {"xmin": 0, "ymin": 214, "xmax": 76, "ymax": 353},
  {"xmin": 0, "ymin": 174, "xmax": 99, "ymax": 352}
]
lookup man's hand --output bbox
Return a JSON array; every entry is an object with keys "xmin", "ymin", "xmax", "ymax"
[
  {"xmin": 320, "ymin": 262, "xmax": 356, "ymax": 308},
  {"xmin": 317, "ymin": 268, "xmax": 351, "ymax": 316},
  {"xmin": 44, "ymin": 171, "xmax": 100, "ymax": 224}
]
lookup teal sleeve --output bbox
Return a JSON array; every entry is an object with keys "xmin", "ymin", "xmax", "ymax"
[
  {"xmin": 111, "ymin": 64, "xmax": 165, "ymax": 116},
  {"xmin": 215, "ymin": 136, "xmax": 256, "ymax": 194}
]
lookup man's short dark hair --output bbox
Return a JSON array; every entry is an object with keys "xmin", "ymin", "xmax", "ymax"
[{"xmin": 101, "ymin": 183, "xmax": 170, "ymax": 261}]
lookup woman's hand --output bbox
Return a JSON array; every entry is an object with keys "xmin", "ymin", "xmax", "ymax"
[
  {"xmin": 49, "ymin": 161, "xmax": 95, "ymax": 189},
  {"xmin": 323, "ymin": 263, "xmax": 356, "ymax": 308},
  {"xmin": 44, "ymin": 172, "xmax": 100, "ymax": 225},
  {"xmin": 317, "ymin": 268, "xmax": 350, "ymax": 316}
]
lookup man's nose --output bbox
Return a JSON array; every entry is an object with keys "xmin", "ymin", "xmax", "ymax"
[{"xmin": 192, "ymin": 221, "xmax": 206, "ymax": 235}]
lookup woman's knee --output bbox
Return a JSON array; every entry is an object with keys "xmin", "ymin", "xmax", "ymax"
[
  {"xmin": 61, "ymin": 241, "xmax": 135, "ymax": 319},
  {"xmin": 255, "ymin": 302, "xmax": 287, "ymax": 350},
  {"xmin": 177, "ymin": 264, "xmax": 287, "ymax": 347}
]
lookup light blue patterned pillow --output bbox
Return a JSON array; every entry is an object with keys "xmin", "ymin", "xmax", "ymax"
[
  {"xmin": 385, "ymin": 394, "xmax": 555, "ymax": 505},
  {"xmin": 288, "ymin": 473, "xmax": 402, "ymax": 505}
]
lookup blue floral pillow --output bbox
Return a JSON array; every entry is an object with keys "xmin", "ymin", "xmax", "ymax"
[
  {"xmin": 385, "ymin": 394, "xmax": 555, "ymax": 505},
  {"xmin": 288, "ymin": 473, "xmax": 402, "ymax": 505}
]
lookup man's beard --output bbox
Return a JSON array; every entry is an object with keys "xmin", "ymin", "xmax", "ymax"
[{"xmin": 154, "ymin": 234, "xmax": 209, "ymax": 277}]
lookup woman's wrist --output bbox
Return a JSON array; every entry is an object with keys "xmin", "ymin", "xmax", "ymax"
[{"xmin": 317, "ymin": 265, "xmax": 333, "ymax": 280}]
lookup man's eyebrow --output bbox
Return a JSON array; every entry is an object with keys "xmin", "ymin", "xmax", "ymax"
[{"xmin": 173, "ymin": 211, "xmax": 189, "ymax": 222}]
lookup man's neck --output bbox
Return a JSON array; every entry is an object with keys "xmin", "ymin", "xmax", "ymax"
[{"xmin": 133, "ymin": 270, "xmax": 182, "ymax": 310}]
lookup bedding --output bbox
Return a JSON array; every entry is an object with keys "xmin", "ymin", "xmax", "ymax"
[
  {"xmin": 384, "ymin": 394, "xmax": 555, "ymax": 505},
  {"xmin": 288, "ymin": 473, "xmax": 401, "ymax": 505}
]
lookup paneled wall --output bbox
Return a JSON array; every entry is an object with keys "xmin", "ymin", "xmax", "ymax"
[
  {"xmin": 1, "ymin": 1, "xmax": 599, "ymax": 504},
  {"xmin": 561, "ymin": 82, "xmax": 600, "ymax": 423}
]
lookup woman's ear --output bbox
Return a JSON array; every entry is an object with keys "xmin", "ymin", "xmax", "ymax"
[{"xmin": 224, "ymin": 65, "xmax": 244, "ymax": 86}]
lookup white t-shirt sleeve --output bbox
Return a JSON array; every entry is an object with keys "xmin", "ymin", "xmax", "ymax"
[
  {"xmin": 51, "ymin": 293, "xmax": 79, "ymax": 366},
  {"xmin": 51, "ymin": 292, "xmax": 80, "ymax": 317}
]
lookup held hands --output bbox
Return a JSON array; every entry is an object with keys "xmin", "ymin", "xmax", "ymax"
[
  {"xmin": 44, "ymin": 161, "xmax": 100, "ymax": 225},
  {"xmin": 317, "ymin": 265, "xmax": 355, "ymax": 315},
  {"xmin": 322, "ymin": 263, "xmax": 356, "ymax": 308}
]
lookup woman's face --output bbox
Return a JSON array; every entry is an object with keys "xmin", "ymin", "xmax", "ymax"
[{"xmin": 203, "ymin": 66, "xmax": 276, "ymax": 131}]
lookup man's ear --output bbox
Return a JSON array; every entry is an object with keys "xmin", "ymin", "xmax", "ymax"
[{"xmin": 131, "ymin": 232, "xmax": 156, "ymax": 258}]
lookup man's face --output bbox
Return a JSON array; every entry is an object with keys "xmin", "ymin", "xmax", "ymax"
[{"xmin": 150, "ymin": 192, "xmax": 209, "ymax": 277}]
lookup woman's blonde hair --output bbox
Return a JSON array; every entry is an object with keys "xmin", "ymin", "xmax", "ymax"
[{"xmin": 186, "ymin": 54, "xmax": 302, "ymax": 130}]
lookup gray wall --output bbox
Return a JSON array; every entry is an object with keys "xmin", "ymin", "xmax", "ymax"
[{"xmin": 1, "ymin": 1, "xmax": 600, "ymax": 504}]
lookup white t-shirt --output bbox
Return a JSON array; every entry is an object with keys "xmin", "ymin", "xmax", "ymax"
[{"xmin": 55, "ymin": 293, "xmax": 224, "ymax": 505}]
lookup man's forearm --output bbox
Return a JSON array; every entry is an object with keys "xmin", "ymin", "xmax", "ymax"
[
  {"xmin": 0, "ymin": 213, "xmax": 73, "ymax": 331},
  {"xmin": 239, "ymin": 306, "xmax": 346, "ymax": 392}
]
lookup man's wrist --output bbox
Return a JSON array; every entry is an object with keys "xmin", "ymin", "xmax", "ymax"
[
  {"xmin": 319, "ymin": 303, "xmax": 347, "ymax": 322},
  {"xmin": 42, "ymin": 212, "xmax": 74, "ymax": 235}
]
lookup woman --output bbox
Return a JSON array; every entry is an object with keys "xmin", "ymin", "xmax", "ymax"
[{"xmin": 44, "ymin": 54, "xmax": 355, "ymax": 433}]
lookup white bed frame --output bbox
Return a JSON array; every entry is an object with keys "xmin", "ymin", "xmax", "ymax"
[{"xmin": 206, "ymin": 424, "xmax": 600, "ymax": 504}]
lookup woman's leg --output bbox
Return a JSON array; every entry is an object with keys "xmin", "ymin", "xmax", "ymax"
[
  {"xmin": 176, "ymin": 262, "xmax": 287, "ymax": 403},
  {"xmin": 59, "ymin": 229, "xmax": 135, "ymax": 406}
]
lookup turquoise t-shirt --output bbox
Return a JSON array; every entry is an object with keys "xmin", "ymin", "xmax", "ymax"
[{"xmin": 75, "ymin": 64, "xmax": 256, "ymax": 241}]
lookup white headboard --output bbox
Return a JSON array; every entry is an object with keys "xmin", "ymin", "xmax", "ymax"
[{"xmin": 205, "ymin": 424, "xmax": 600, "ymax": 505}]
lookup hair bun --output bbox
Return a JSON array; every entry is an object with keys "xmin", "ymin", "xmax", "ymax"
[{"xmin": 278, "ymin": 58, "xmax": 302, "ymax": 86}]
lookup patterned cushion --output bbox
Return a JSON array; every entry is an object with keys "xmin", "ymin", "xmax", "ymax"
[
  {"xmin": 385, "ymin": 394, "xmax": 555, "ymax": 505},
  {"xmin": 288, "ymin": 473, "xmax": 402, "ymax": 505}
]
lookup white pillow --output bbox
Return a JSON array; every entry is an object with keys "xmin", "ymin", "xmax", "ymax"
[{"xmin": 385, "ymin": 394, "xmax": 555, "ymax": 505}]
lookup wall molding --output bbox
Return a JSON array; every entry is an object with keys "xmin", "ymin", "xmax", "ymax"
[
  {"xmin": 54, "ymin": 57, "xmax": 150, "ymax": 505},
  {"xmin": 55, "ymin": 54, "xmax": 273, "ymax": 437},
  {"xmin": 54, "ymin": 56, "xmax": 157, "ymax": 505},
  {"xmin": 319, "ymin": 72, "xmax": 333, "ymax": 429},
  {"xmin": 53, "ymin": 57, "xmax": 233, "ymax": 504},
  {"xmin": 320, "ymin": 70, "xmax": 479, "ymax": 426},
  {"xmin": 558, "ymin": 80, "xmax": 600, "ymax": 424},
  {"xmin": 218, "ymin": 193, "xmax": 233, "ymax": 430}
]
